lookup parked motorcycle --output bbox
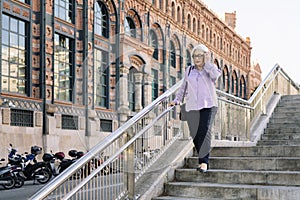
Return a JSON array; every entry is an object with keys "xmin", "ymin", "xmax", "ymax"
[
  {"xmin": 8, "ymin": 144, "xmax": 52, "ymax": 184},
  {"xmin": 42, "ymin": 151, "xmax": 65, "ymax": 177}
]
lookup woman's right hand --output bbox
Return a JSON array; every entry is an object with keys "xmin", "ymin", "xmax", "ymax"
[{"xmin": 169, "ymin": 101, "xmax": 177, "ymax": 107}]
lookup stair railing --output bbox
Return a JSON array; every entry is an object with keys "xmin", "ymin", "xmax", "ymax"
[{"xmin": 30, "ymin": 64, "xmax": 299, "ymax": 200}]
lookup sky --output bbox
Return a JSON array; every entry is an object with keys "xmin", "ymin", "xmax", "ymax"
[{"xmin": 202, "ymin": 0, "xmax": 300, "ymax": 83}]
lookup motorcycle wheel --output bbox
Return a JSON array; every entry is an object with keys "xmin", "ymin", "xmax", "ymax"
[
  {"xmin": 14, "ymin": 175, "xmax": 25, "ymax": 188},
  {"xmin": 36, "ymin": 168, "xmax": 52, "ymax": 184},
  {"xmin": 2, "ymin": 176, "xmax": 16, "ymax": 189}
]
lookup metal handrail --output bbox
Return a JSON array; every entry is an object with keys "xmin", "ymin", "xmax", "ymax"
[
  {"xmin": 31, "ymin": 64, "xmax": 299, "ymax": 200},
  {"xmin": 30, "ymin": 80, "xmax": 182, "ymax": 200}
]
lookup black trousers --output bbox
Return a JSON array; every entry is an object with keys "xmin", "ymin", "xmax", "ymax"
[{"xmin": 186, "ymin": 107, "xmax": 217, "ymax": 164}]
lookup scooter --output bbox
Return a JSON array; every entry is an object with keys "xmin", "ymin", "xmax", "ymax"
[
  {"xmin": 0, "ymin": 158, "xmax": 15, "ymax": 189},
  {"xmin": 42, "ymin": 151, "xmax": 65, "ymax": 176},
  {"xmin": 8, "ymin": 144, "xmax": 52, "ymax": 184}
]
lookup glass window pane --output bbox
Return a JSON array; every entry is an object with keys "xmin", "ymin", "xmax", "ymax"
[
  {"xmin": 2, "ymin": 15, "xmax": 9, "ymax": 29},
  {"xmin": 2, "ymin": 46, "xmax": 9, "ymax": 60},
  {"xmin": 10, "ymin": 18, "xmax": 18, "ymax": 32},
  {"xmin": 10, "ymin": 33, "xmax": 18, "ymax": 47},
  {"xmin": 1, "ymin": 61, "xmax": 9, "ymax": 76},
  {"xmin": 2, "ymin": 30, "xmax": 9, "ymax": 45},
  {"xmin": 19, "ymin": 21, "xmax": 25, "ymax": 35},
  {"xmin": 19, "ymin": 36, "xmax": 25, "ymax": 50}
]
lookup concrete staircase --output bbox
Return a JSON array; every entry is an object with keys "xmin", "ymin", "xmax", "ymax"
[{"xmin": 153, "ymin": 95, "xmax": 300, "ymax": 200}]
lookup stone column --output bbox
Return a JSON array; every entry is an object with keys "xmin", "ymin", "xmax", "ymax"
[
  {"xmin": 118, "ymin": 66, "xmax": 130, "ymax": 124},
  {"xmin": 143, "ymin": 73, "xmax": 153, "ymax": 107},
  {"xmin": 134, "ymin": 73, "xmax": 143, "ymax": 112}
]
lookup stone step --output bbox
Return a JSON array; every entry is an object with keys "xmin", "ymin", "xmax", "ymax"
[
  {"xmin": 187, "ymin": 157, "xmax": 300, "ymax": 171},
  {"xmin": 280, "ymin": 95, "xmax": 300, "ymax": 101},
  {"xmin": 257, "ymin": 140, "xmax": 300, "ymax": 146},
  {"xmin": 271, "ymin": 112, "xmax": 300, "ymax": 118},
  {"xmin": 266, "ymin": 123, "xmax": 300, "ymax": 129},
  {"xmin": 175, "ymin": 169, "xmax": 300, "ymax": 186},
  {"xmin": 274, "ymin": 106, "xmax": 300, "ymax": 112},
  {"xmin": 153, "ymin": 196, "xmax": 207, "ymax": 200},
  {"xmin": 163, "ymin": 182, "xmax": 300, "ymax": 200},
  {"xmin": 261, "ymin": 133, "xmax": 300, "ymax": 140},
  {"xmin": 264, "ymin": 128, "xmax": 300, "ymax": 134},
  {"xmin": 269, "ymin": 117, "xmax": 300, "ymax": 123},
  {"xmin": 210, "ymin": 146, "xmax": 300, "ymax": 157}
]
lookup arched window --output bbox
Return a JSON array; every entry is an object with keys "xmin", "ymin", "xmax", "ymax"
[
  {"xmin": 197, "ymin": 20, "xmax": 201, "ymax": 35},
  {"xmin": 223, "ymin": 66, "xmax": 229, "ymax": 93},
  {"xmin": 170, "ymin": 41, "xmax": 176, "ymax": 68},
  {"xmin": 128, "ymin": 67, "xmax": 137, "ymax": 111},
  {"xmin": 171, "ymin": 2, "xmax": 175, "ymax": 18},
  {"xmin": 151, "ymin": 69, "xmax": 158, "ymax": 101},
  {"xmin": 186, "ymin": 50, "xmax": 191, "ymax": 66},
  {"xmin": 206, "ymin": 27, "xmax": 209, "ymax": 41},
  {"xmin": 187, "ymin": 14, "xmax": 191, "ymax": 30},
  {"xmin": 231, "ymin": 71, "xmax": 238, "ymax": 96},
  {"xmin": 159, "ymin": 0, "xmax": 163, "ymax": 10},
  {"xmin": 149, "ymin": 30, "xmax": 158, "ymax": 60},
  {"xmin": 240, "ymin": 76, "xmax": 246, "ymax": 99},
  {"xmin": 201, "ymin": 25, "xmax": 205, "ymax": 38},
  {"xmin": 94, "ymin": 2, "xmax": 109, "ymax": 38},
  {"xmin": 193, "ymin": 18, "xmax": 196, "ymax": 33},
  {"xmin": 177, "ymin": 6, "xmax": 181, "ymax": 23},
  {"xmin": 125, "ymin": 16, "xmax": 136, "ymax": 37}
]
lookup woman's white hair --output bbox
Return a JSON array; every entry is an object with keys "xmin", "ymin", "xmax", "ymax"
[{"xmin": 191, "ymin": 44, "xmax": 209, "ymax": 56}]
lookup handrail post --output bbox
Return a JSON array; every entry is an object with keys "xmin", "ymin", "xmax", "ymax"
[
  {"xmin": 125, "ymin": 127, "xmax": 135, "ymax": 200},
  {"xmin": 245, "ymin": 107, "xmax": 251, "ymax": 141}
]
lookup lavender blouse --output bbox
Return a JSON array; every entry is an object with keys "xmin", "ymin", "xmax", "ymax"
[{"xmin": 174, "ymin": 63, "xmax": 221, "ymax": 111}]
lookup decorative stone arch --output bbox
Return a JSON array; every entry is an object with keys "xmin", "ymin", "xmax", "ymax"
[
  {"xmin": 94, "ymin": 0, "xmax": 117, "ymax": 34},
  {"xmin": 125, "ymin": 9, "xmax": 143, "ymax": 41},
  {"xmin": 129, "ymin": 54, "xmax": 146, "ymax": 72}
]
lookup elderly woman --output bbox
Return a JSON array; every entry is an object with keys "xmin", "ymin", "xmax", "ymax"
[{"xmin": 170, "ymin": 44, "xmax": 221, "ymax": 172}]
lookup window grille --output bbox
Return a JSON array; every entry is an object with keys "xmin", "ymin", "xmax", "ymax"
[
  {"xmin": 11, "ymin": 109, "xmax": 33, "ymax": 127},
  {"xmin": 62, "ymin": 115, "xmax": 78, "ymax": 130},
  {"xmin": 100, "ymin": 119, "xmax": 112, "ymax": 132}
]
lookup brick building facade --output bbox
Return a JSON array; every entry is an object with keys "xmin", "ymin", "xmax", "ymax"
[{"xmin": 0, "ymin": 0, "xmax": 261, "ymax": 155}]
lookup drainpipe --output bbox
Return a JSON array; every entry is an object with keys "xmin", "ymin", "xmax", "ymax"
[
  {"xmin": 40, "ymin": 0, "xmax": 46, "ymax": 135},
  {"xmin": 116, "ymin": 0, "xmax": 123, "ymax": 124}
]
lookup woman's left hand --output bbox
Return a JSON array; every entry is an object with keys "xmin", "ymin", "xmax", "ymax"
[{"xmin": 204, "ymin": 52, "xmax": 211, "ymax": 63}]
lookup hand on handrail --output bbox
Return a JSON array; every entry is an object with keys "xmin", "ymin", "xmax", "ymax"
[{"xmin": 168, "ymin": 101, "xmax": 177, "ymax": 107}]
